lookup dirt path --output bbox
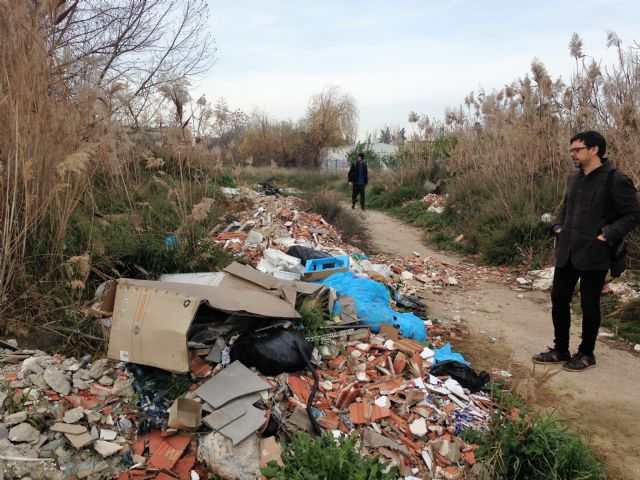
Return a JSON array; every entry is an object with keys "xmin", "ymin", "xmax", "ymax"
[{"xmin": 358, "ymin": 208, "xmax": 640, "ymax": 480}]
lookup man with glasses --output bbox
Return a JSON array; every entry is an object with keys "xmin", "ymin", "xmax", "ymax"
[{"xmin": 533, "ymin": 131, "xmax": 640, "ymax": 371}]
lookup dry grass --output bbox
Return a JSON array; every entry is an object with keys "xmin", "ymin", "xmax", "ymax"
[
  {"xmin": 0, "ymin": 4, "xmax": 226, "ymax": 334},
  {"xmin": 389, "ymin": 34, "xmax": 640, "ymax": 266}
]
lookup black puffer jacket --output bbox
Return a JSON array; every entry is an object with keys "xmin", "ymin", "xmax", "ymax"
[{"xmin": 554, "ymin": 159, "xmax": 640, "ymax": 270}]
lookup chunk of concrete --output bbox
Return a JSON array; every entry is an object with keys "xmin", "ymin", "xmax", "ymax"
[
  {"xmin": 28, "ymin": 374, "xmax": 47, "ymax": 389},
  {"xmin": 98, "ymin": 376, "xmax": 113, "ymax": 386},
  {"xmin": 8, "ymin": 423, "xmax": 40, "ymax": 444},
  {"xmin": 94, "ymin": 440, "xmax": 123, "ymax": 457},
  {"xmin": 63, "ymin": 407, "xmax": 84, "ymax": 424},
  {"xmin": 43, "ymin": 367, "xmax": 71, "ymax": 395},
  {"xmin": 20, "ymin": 357, "xmax": 44, "ymax": 375},
  {"xmin": 4, "ymin": 411, "xmax": 28, "ymax": 427},
  {"xmin": 99, "ymin": 429, "xmax": 117, "ymax": 441},
  {"xmin": 50, "ymin": 423, "xmax": 87, "ymax": 435},
  {"xmin": 198, "ymin": 432, "xmax": 260, "ymax": 480},
  {"xmin": 88, "ymin": 359, "xmax": 109, "ymax": 380},
  {"xmin": 409, "ymin": 418, "xmax": 427, "ymax": 437},
  {"xmin": 73, "ymin": 378, "xmax": 89, "ymax": 390},
  {"xmin": 430, "ymin": 439, "xmax": 460, "ymax": 464}
]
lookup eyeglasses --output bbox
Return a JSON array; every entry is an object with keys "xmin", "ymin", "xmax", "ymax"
[{"xmin": 569, "ymin": 146, "xmax": 589, "ymax": 154}]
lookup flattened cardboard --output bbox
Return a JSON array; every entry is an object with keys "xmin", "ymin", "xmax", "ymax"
[
  {"xmin": 222, "ymin": 262, "xmax": 325, "ymax": 306},
  {"xmin": 167, "ymin": 398, "xmax": 202, "ymax": 430},
  {"xmin": 107, "ymin": 278, "xmax": 300, "ymax": 372}
]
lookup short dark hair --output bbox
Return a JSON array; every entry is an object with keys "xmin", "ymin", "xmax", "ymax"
[
  {"xmin": 570, "ymin": 131, "xmax": 607, "ymax": 159},
  {"xmin": 357, "ymin": 153, "xmax": 364, "ymax": 160}
]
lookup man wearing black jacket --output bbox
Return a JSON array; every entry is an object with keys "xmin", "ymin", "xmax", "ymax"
[
  {"xmin": 533, "ymin": 131, "xmax": 640, "ymax": 371},
  {"xmin": 348, "ymin": 153, "xmax": 368, "ymax": 210}
]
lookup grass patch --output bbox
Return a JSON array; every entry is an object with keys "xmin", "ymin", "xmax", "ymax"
[
  {"xmin": 367, "ymin": 184, "xmax": 423, "ymax": 209},
  {"xmin": 262, "ymin": 433, "xmax": 397, "ymax": 480},
  {"xmin": 296, "ymin": 298, "xmax": 329, "ymax": 346},
  {"xmin": 602, "ymin": 298, "xmax": 640, "ymax": 344},
  {"xmin": 573, "ymin": 295, "xmax": 640, "ymax": 344},
  {"xmin": 462, "ymin": 410, "xmax": 606, "ymax": 480}
]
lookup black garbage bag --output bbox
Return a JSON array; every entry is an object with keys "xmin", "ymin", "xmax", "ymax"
[
  {"xmin": 286, "ymin": 245, "xmax": 332, "ymax": 266},
  {"xmin": 430, "ymin": 360, "xmax": 490, "ymax": 393},
  {"xmin": 230, "ymin": 328, "xmax": 313, "ymax": 376}
]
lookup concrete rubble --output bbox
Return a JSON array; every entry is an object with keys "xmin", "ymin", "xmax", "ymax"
[{"xmin": 0, "ymin": 184, "xmax": 554, "ymax": 479}]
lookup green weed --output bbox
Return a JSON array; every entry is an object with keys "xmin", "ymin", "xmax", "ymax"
[
  {"xmin": 601, "ymin": 298, "xmax": 640, "ymax": 344},
  {"xmin": 296, "ymin": 298, "xmax": 329, "ymax": 346},
  {"xmin": 262, "ymin": 433, "xmax": 397, "ymax": 480},
  {"xmin": 463, "ymin": 410, "xmax": 606, "ymax": 480}
]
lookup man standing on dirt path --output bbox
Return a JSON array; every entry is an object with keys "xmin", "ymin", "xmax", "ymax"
[
  {"xmin": 533, "ymin": 131, "xmax": 640, "ymax": 372},
  {"xmin": 348, "ymin": 153, "xmax": 368, "ymax": 210}
]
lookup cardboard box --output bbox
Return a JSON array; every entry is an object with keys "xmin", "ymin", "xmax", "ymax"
[
  {"xmin": 107, "ymin": 278, "xmax": 301, "ymax": 372},
  {"xmin": 167, "ymin": 398, "xmax": 202, "ymax": 430}
]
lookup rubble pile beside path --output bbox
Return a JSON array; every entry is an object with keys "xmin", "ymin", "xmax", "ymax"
[{"xmin": 2, "ymin": 185, "xmax": 580, "ymax": 479}]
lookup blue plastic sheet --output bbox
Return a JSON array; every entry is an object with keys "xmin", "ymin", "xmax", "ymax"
[
  {"xmin": 316, "ymin": 271, "xmax": 426, "ymax": 341},
  {"xmin": 433, "ymin": 343, "xmax": 470, "ymax": 366}
]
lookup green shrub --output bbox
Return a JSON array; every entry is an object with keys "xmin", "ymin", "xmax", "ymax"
[
  {"xmin": 368, "ymin": 185, "xmax": 422, "ymax": 209},
  {"xmin": 462, "ymin": 411, "xmax": 606, "ymax": 480},
  {"xmin": 296, "ymin": 298, "xmax": 328, "ymax": 345},
  {"xmin": 262, "ymin": 433, "xmax": 396, "ymax": 480},
  {"xmin": 219, "ymin": 171, "xmax": 237, "ymax": 187},
  {"xmin": 598, "ymin": 297, "xmax": 640, "ymax": 344}
]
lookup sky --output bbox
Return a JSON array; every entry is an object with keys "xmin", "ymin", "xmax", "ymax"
[{"xmin": 197, "ymin": 0, "xmax": 640, "ymax": 140}]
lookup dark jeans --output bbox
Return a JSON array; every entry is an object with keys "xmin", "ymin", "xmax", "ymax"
[
  {"xmin": 551, "ymin": 262, "xmax": 607, "ymax": 356},
  {"xmin": 352, "ymin": 184, "xmax": 366, "ymax": 209}
]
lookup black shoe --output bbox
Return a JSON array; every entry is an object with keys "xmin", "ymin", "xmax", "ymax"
[
  {"xmin": 532, "ymin": 348, "xmax": 571, "ymax": 364},
  {"xmin": 351, "ymin": 204, "xmax": 355, "ymax": 209},
  {"xmin": 563, "ymin": 352, "xmax": 596, "ymax": 372}
]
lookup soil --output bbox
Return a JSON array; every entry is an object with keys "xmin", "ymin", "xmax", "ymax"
[{"xmin": 359, "ymin": 207, "xmax": 640, "ymax": 480}]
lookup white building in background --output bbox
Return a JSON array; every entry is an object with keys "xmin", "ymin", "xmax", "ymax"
[{"xmin": 322, "ymin": 143, "xmax": 398, "ymax": 170}]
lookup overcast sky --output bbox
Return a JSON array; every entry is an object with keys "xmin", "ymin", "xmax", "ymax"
[{"xmin": 197, "ymin": 0, "xmax": 640, "ymax": 139}]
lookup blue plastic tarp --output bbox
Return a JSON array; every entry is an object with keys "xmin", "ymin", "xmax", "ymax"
[
  {"xmin": 316, "ymin": 271, "xmax": 426, "ymax": 341},
  {"xmin": 433, "ymin": 343, "xmax": 470, "ymax": 366}
]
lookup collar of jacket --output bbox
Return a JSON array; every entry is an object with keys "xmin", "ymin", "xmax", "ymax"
[{"xmin": 578, "ymin": 157, "xmax": 611, "ymax": 178}]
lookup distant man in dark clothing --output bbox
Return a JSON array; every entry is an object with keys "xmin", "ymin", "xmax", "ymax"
[
  {"xmin": 533, "ymin": 131, "xmax": 640, "ymax": 372},
  {"xmin": 348, "ymin": 153, "xmax": 368, "ymax": 210}
]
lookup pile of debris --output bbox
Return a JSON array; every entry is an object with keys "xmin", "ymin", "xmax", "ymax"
[
  {"xmin": 1, "ymin": 185, "xmax": 500, "ymax": 480},
  {"xmin": 422, "ymin": 194, "xmax": 448, "ymax": 215},
  {"xmin": 0, "ymin": 344, "xmax": 137, "ymax": 479}
]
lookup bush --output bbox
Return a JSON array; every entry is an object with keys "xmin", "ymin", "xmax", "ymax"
[
  {"xmin": 368, "ymin": 185, "xmax": 422, "ymax": 209},
  {"xmin": 262, "ymin": 433, "xmax": 397, "ymax": 480},
  {"xmin": 462, "ymin": 411, "xmax": 606, "ymax": 480},
  {"xmin": 296, "ymin": 298, "xmax": 328, "ymax": 345}
]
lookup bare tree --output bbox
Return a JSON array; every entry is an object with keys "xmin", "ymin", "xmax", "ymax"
[{"xmin": 48, "ymin": 0, "xmax": 215, "ymax": 128}]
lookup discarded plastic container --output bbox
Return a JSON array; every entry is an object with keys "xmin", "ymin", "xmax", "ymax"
[
  {"xmin": 304, "ymin": 256, "xmax": 350, "ymax": 281},
  {"xmin": 164, "ymin": 235, "xmax": 178, "ymax": 248}
]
